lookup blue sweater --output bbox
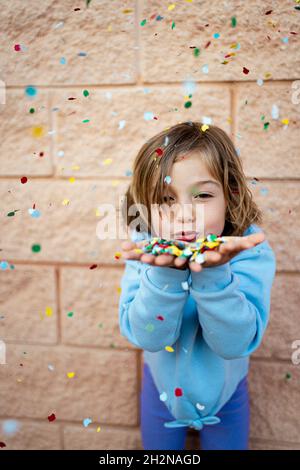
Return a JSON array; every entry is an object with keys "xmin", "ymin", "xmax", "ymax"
[{"xmin": 118, "ymin": 224, "xmax": 276, "ymax": 430}]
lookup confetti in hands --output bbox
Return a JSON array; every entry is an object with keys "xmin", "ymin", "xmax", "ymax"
[{"xmin": 120, "ymin": 232, "xmax": 265, "ymax": 272}]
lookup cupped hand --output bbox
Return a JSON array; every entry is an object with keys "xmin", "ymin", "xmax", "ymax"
[{"xmin": 120, "ymin": 232, "xmax": 265, "ymax": 272}]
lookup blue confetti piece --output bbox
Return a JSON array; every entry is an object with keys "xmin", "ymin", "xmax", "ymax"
[
  {"xmin": 25, "ymin": 86, "xmax": 37, "ymax": 98},
  {"xmin": 144, "ymin": 111, "xmax": 154, "ymax": 121}
]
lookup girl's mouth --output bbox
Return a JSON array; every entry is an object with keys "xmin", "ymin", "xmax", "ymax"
[{"xmin": 175, "ymin": 231, "xmax": 197, "ymax": 243}]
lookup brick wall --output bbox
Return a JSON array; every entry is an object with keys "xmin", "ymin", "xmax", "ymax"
[{"xmin": 0, "ymin": 0, "xmax": 299, "ymax": 450}]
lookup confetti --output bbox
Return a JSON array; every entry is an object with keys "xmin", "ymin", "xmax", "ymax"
[
  {"xmin": 184, "ymin": 100, "xmax": 192, "ymax": 108},
  {"xmin": 243, "ymin": 67, "xmax": 250, "ymax": 75},
  {"xmin": 160, "ymin": 392, "xmax": 168, "ymax": 402},
  {"xmin": 67, "ymin": 372, "xmax": 75, "ymax": 378},
  {"xmin": 164, "ymin": 175, "xmax": 172, "ymax": 184},
  {"xmin": 231, "ymin": 16, "xmax": 237, "ymax": 27},
  {"xmin": 156, "ymin": 315, "xmax": 164, "ymax": 321},
  {"xmin": 165, "ymin": 346, "xmax": 174, "ymax": 352},
  {"xmin": 47, "ymin": 413, "xmax": 56, "ymax": 422},
  {"xmin": 140, "ymin": 19, "xmax": 147, "ymax": 26},
  {"xmin": 145, "ymin": 323, "xmax": 155, "ymax": 332},
  {"xmin": 83, "ymin": 89, "xmax": 89, "ymax": 97},
  {"xmin": 83, "ymin": 418, "xmax": 92, "ymax": 427},
  {"xmin": 201, "ymin": 124, "xmax": 209, "ymax": 132},
  {"xmin": 114, "ymin": 251, "xmax": 122, "ymax": 260},
  {"xmin": 193, "ymin": 48, "xmax": 200, "ymax": 57},
  {"xmin": 155, "ymin": 148, "xmax": 164, "ymax": 157},
  {"xmin": 2, "ymin": 419, "xmax": 20, "ymax": 436},
  {"xmin": 31, "ymin": 244, "xmax": 41, "ymax": 253},
  {"xmin": 175, "ymin": 387, "xmax": 183, "ymax": 397},
  {"xmin": 45, "ymin": 307, "xmax": 53, "ymax": 317},
  {"xmin": 25, "ymin": 86, "xmax": 37, "ymax": 97},
  {"xmin": 20, "ymin": 176, "xmax": 28, "ymax": 184},
  {"xmin": 202, "ymin": 64, "xmax": 209, "ymax": 74},
  {"xmin": 196, "ymin": 403, "xmax": 205, "ymax": 411},
  {"xmin": 67, "ymin": 312, "xmax": 74, "ymax": 317}
]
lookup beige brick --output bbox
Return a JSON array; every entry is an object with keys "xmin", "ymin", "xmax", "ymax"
[
  {"xmin": 0, "ymin": 344, "xmax": 138, "ymax": 425},
  {"xmin": 60, "ymin": 266, "xmax": 135, "ymax": 349},
  {"xmin": 254, "ymin": 273, "xmax": 300, "ymax": 360},
  {"xmin": 0, "ymin": 90, "xmax": 53, "ymax": 176},
  {"xmin": 51, "ymin": 85, "xmax": 231, "ymax": 178},
  {"xmin": 236, "ymin": 82, "xmax": 300, "ymax": 178},
  {"xmin": 141, "ymin": 0, "xmax": 300, "ymax": 83},
  {"xmin": 250, "ymin": 180, "xmax": 300, "ymax": 271},
  {"xmin": 0, "ymin": 0, "xmax": 136, "ymax": 86},
  {"xmin": 250, "ymin": 439, "xmax": 300, "ymax": 450},
  {"xmin": 0, "ymin": 179, "xmax": 128, "ymax": 264},
  {"xmin": 0, "ymin": 419, "xmax": 61, "ymax": 450},
  {"xmin": 63, "ymin": 423, "xmax": 142, "ymax": 450},
  {"xmin": 249, "ymin": 360, "xmax": 300, "ymax": 442},
  {"xmin": 0, "ymin": 265, "xmax": 57, "ymax": 344}
]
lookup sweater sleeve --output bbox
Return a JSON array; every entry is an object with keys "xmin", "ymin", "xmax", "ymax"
[
  {"xmin": 189, "ymin": 238, "xmax": 276, "ymax": 359},
  {"xmin": 118, "ymin": 260, "xmax": 190, "ymax": 352}
]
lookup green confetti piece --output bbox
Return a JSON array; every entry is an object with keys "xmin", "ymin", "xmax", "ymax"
[
  {"xmin": 193, "ymin": 48, "xmax": 200, "ymax": 57},
  {"xmin": 31, "ymin": 244, "xmax": 41, "ymax": 253},
  {"xmin": 184, "ymin": 101, "xmax": 192, "ymax": 109},
  {"xmin": 82, "ymin": 119, "xmax": 90, "ymax": 123},
  {"xmin": 263, "ymin": 122, "xmax": 270, "ymax": 130},
  {"xmin": 285, "ymin": 372, "xmax": 292, "ymax": 381},
  {"xmin": 67, "ymin": 312, "xmax": 74, "ymax": 318},
  {"xmin": 83, "ymin": 89, "xmax": 89, "ymax": 97},
  {"xmin": 29, "ymin": 108, "xmax": 35, "ymax": 114},
  {"xmin": 140, "ymin": 19, "xmax": 147, "ymax": 26},
  {"xmin": 231, "ymin": 16, "xmax": 237, "ymax": 27},
  {"xmin": 171, "ymin": 21, "xmax": 175, "ymax": 30},
  {"xmin": 146, "ymin": 323, "xmax": 155, "ymax": 333}
]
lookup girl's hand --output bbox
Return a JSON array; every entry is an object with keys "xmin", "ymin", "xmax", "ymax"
[{"xmin": 120, "ymin": 232, "xmax": 266, "ymax": 272}]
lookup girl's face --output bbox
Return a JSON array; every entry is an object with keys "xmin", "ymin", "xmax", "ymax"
[{"xmin": 151, "ymin": 152, "xmax": 227, "ymax": 241}]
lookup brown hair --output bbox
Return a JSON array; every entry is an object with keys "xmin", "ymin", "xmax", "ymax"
[{"xmin": 122, "ymin": 121, "xmax": 262, "ymax": 237}]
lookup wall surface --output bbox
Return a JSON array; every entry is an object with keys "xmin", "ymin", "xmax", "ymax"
[{"xmin": 0, "ymin": 0, "xmax": 299, "ymax": 450}]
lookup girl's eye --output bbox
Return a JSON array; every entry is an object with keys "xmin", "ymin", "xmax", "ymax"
[
  {"xmin": 163, "ymin": 196, "xmax": 176, "ymax": 203},
  {"xmin": 194, "ymin": 193, "xmax": 213, "ymax": 199}
]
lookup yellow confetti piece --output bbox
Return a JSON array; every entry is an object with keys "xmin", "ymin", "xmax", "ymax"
[
  {"xmin": 165, "ymin": 346, "xmax": 174, "ymax": 352},
  {"xmin": 67, "ymin": 372, "xmax": 75, "ymax": 378},
  {"xmin": 227, "ymin": 117, "xmax": 232, "ymax": 124},
  {"xmin": 281, "ymin": 118, "xmax": 289, "ymax": 125},
  {"xmin": 264, "ymin": 72, "xmax": 272, "ymax": 79},
  {"xmin": 117, "ymin": 287, "xmax": 122, "ymax": 294},
  {"xmin": 168, "ymin": 4, "xmax": 176, "ymax": 11},
  {"xmin": 201, "ymin": 124, "xmax": 209, "ymax": 132},
  {"xmin": 62, "ymin": 199, "xmax": 70, "ymax": 206},
  {"xmin": 45, "ymin": 307, "xmax": 53, "ymax": 317},
  {"xmin": 31, "ymin": 126, "xmax": 45, "ymax": 138},
  {"xmin": 122, "ymin": 9, "xmax": 133, "ymax": 14},
  {"xmin": 69, "ymin": 177, "xmax": 75, "ymax": 183},
  {"xmin": 133, "ymin": 248, "xmax": 143, "ymax": 254},
  {"xmin": 114, "ymin": 251, "xmax": 122, "ymax": 260},
  {"xmin": 97, "ymin": 426, "xmax": 101, "ymax": 432},
  {"xmin": 102, "ymin": 158, "xmax": 112, "ymax": 166}
]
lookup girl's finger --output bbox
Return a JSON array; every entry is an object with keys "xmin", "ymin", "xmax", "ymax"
[
  {"xmin": 174, "ymin": 257, "xmax": 189, "ymax": 268},
  {"xmin": 121, "ymin": 250, "xmax": 142, "ymax": 260},
  {"xmin": 189, "ymin": 261, "xmax": 203, "ymax": 272},
  {"xmin": 140, "ymin": 253, "xmax": 156, "ymax": 264},
  {"xmin": 154, "ymin": 254, "xmax": 175, "ymax": 266},
  {"xmin": 121, "ymin": 241, "xmax": 137, "ymax": 251}
]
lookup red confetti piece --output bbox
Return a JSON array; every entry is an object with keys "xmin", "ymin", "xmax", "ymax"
[
  {"xmin": 20, "ymin": 176, "xmax": 28, "ymax": 184},
  {"xmin": 156, "ymin": 315, "xmax": 164, "ymax": 321},
  {"xmin": 175, "ymin": 387, "xmax": 183, "ymax": 397},
  {"xmin": 155, "ymin": 148, "xmax": 163, "ymax": 157},
  {"xmin": 243, "ymin": 67, "xmax": 250, "ymax": 75},
  {"xmin": 39, "ymin": 152, "xmax": 44, "ymax": 157},
  {"xmin": 68, "ymin": 97, "xmax": 76, "ymax": 100},
  {"xmin": 265, "ymin": 10, "xmax": 273, "ymax": 15},
  {"xmin": 204, "ymin": 41, "xmax": 211, "ymax": 49},
  {"xmin": 14, "ymin": 44, "xmax": 21, "ymax": 51},
  {"xmin": 48, "ymin": 413, "xmax": 56, "ymax": 422},
  {"xmin": 89, "ymin": 264, "xmax": 98, "ymax": 270},
  {"xmin": 0, "ymin": 442, "xmax": 6, "ymax": 448}
]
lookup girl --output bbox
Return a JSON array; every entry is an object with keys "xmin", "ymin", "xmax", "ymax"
[{"xmin": 118, "ymin": 121, "xmax": 276, "ymax": 450}]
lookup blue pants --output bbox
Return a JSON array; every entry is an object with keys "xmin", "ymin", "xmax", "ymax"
[{"xmin": 140, "ymin": 362, "xmax": 250, "ymax": 450}]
